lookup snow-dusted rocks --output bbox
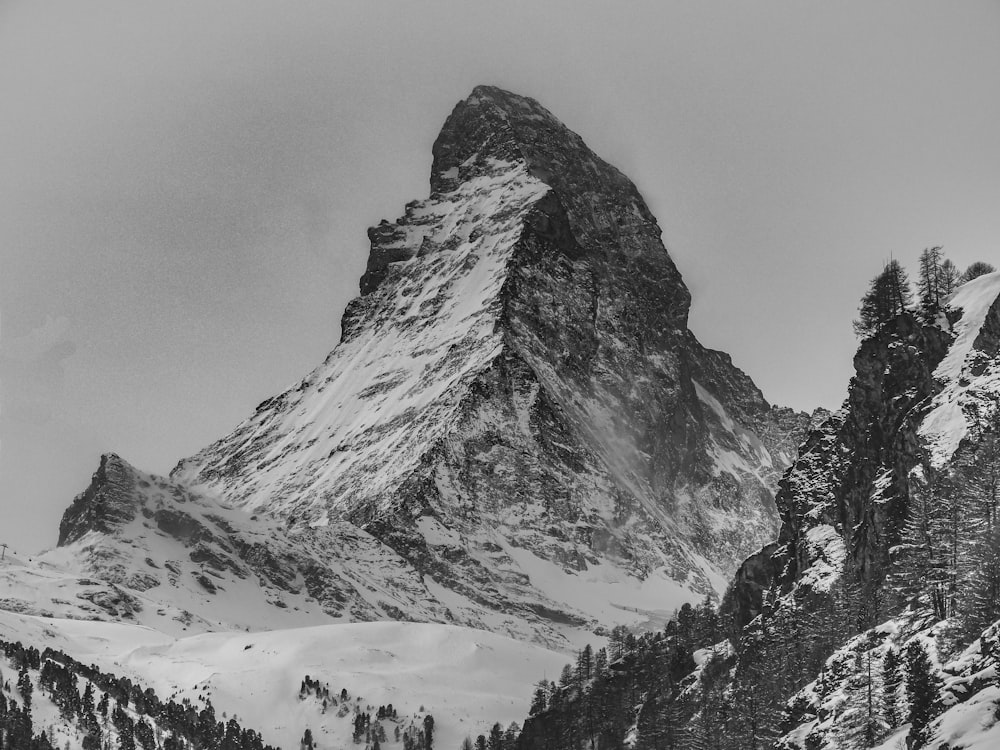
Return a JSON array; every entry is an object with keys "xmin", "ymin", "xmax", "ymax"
[
  {"xmin": 22, "ymin": 453, "xmax": 465, "ymax": 635},
  {"xmin": 920, "ymin": 271, "xmax": 1000, "ymax": 467},
  {"xmin": 727, "ymin": 272, "xmax": 1000, "ymax": 631}
]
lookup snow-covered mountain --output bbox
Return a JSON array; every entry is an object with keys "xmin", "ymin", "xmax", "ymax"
[
  {"xmin": 5, "ymin": 88, "xmax": 999, "ymax": 750},
  {"xmin": 1, "ymin": 86, "xmax": 818, "ymax": 748},
  {"xmin": 164, "ymin": 85, "xmax": 807, "ymax": 637},
  {"xmin": 5, "ymin": 86, "xmax": 808, "ymax": 645}
]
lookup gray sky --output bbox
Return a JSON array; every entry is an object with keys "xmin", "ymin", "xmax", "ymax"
[{"xmin": 3, "ymin": 1, "xmax": 1000, "ymax": 553}]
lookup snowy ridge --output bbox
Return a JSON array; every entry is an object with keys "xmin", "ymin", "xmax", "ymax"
[
  {"xmin": 28, "ymin": 454, "xmax": 463, "ymax": 635},
  {"xmin": 920, "ymin": 271, "xmax": 1000, "ymax": 466},
  {"xmin": 174, "ymin": 156, "xmax": 549, "ymax": 520}
]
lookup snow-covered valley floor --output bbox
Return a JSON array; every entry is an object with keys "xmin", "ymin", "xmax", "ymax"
[{"xmin": 0, "ymin": 610, "xmax": 570, "ymax": 750}]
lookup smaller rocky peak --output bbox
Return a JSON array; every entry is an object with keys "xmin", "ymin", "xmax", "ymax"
[{"xmin": 58, "ymin": 452, "xmax": 140, "ymax": 546}]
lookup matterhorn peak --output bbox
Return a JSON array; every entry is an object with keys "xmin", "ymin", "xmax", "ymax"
[{"xmin": 161, "ymin": 87, "xmax": 811, "ymax": 639}]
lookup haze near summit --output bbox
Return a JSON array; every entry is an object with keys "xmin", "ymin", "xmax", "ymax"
[{"xmin": 3, "ymin": 0, "xmax": 1000, "ymax": 553}]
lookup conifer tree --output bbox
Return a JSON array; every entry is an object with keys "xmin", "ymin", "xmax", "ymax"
[
  {"xmin": 881, "ymin": 645, "xmax": 902, "ymax": 729},
  {"xmin": 854, "ymin": 260, "xmax": 913, "ymax": 336},
  {"xmin": 916, "ymin": 247, "xmax": 959, "ymax": 321},
  {"xmin": 904, "ymin": 641, "xmax": 941, "ymax": 749},
  {"xmin": 17, "ymin": 665, "xmax": 32, "ymax": 714},
  {"xmin": 487, "ymin": 722, "xmax": 503, "ymax": 750},
  {"xmin": 528, "ymin": 681, "xmax": 548, "ymax": 715},
  {"xmin": 635, "ymin": 692, "xmax": 668, "ymax": 750},
  {"xmin": 503, "ymin": 722, "xmax": 519, "ymax": 749},
  {"xmin": 940, "ymin": 259, "xmax": 960, "ymax": 299},
  {"xmin": 952, "ymin": 424, "xmax": 1000, "ymax": 636},
  {"xmin": 423, "ymin": 714, "xmax": 435, "ymax": 750},
  {"xmin": 917, "ymin": 247, "xmax": 945, "ymax": 320},
  {"xmin": 862, "ymin": 649, "xmax": 882, "ymax": 747},
  {"xmin": 593, "ymin": 647, "xmax": 608, "ymax": 679},
  {"xmin": 961, "ymin": 261, "xmax": 996, "ymax": 283},
  {"xmin": 575, "ymin": 644, "xmax": 593, "ymax": 684},
  {"xmin": 558, "ymin": 663, "xmax": 575, "ymax": 690},
  {"xmin": 890, "ymin": 469, "xmax": 952, "ymax": 619}
]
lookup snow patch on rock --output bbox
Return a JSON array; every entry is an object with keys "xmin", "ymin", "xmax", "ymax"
[{"xmin": 921, "ymin": 272, "xmax": 1000, "ymax": 467}]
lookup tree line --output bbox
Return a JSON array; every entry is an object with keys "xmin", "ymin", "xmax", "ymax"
[
  {"xmin": 0, "ymin": 638, "xmax": 277, "ymax": 750},
  {"xmin": 853, "ymin": 249, "xmax": 993, "ymax": 337}
]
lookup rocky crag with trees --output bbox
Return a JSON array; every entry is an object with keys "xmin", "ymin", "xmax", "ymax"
[{"xmin": 500, "ymin": 252, "xmax": 1000, "ymax": 750}]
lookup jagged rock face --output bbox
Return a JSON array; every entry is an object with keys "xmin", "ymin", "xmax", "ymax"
[
  {"xmin": 782, "ymin": 315, "xmax": 950, "ymax": 579},
  {"xmin": 59, "ymin": 453, "xmax": 140, "ymax": 545},
  {"xmin": 723, "ymin": 315, "xmax": 951, "ymax": 627},
  {"xmin": 40, "ymin": 454, "xmax": 465, "ymax": 634},
  {"xmin": 725, "ymin": 274, "xmax": 1000, "ymax": 633},
  {"xmin": 44, "ymin": 87, "xmax": 809, "ymax": 642}
]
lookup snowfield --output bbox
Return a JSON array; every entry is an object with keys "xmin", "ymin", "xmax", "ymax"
[{"xmin": 0, "ymin": 610, "xmax": 569, "ymax": 750}]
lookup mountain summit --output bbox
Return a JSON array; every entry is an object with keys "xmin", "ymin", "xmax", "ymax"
[
  {"xmin": 166, "ymin": 86, "xmax": 809, "ymax": 638},
  {"xmin": 16, "ymin": 88, "xmax": 808, "ymax": 645}
]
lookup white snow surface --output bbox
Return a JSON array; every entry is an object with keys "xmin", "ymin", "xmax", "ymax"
[
  {"xmin": 499, "ymin": 541, "xmax": 694, "ymax": 629},
  {"xmin": 0, "ymin": 610, "xmax": 568, "ymax": 750},
  {"xmin": 920, "ymin": 271, "xmax": 1000, "ymax": 467},
  {"xmin": 797, "ymin": 524, "xmax": 846, "ymax": 594}
]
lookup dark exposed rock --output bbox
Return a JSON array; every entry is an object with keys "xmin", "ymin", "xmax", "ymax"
[
  {"xmin": 777, "ymin": 314, "xmax": 949, "ymax": 590},
  {"xmin": 58, "ymin": 454, "xmax": 139, "ymax": 546},
  {"xmin": 153, "ymin": 508, "xmax": 204, "ymax": 543},
  {"xmin": 193, "ymin": 573, "xmax": 217, "ymax": 594},
  {"xmin": 720, "ymin": 541, "xmax": 781, "ymax": 629}
]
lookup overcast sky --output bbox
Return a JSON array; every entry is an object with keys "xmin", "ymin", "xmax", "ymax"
[{"xmin": 3, "ymin": 1, "xmax": 1000, "ymax": 553}]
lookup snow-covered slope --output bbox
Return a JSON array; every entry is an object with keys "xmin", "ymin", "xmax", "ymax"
[
  {"xmin": 778, "ymin": 613, "xmax": 1000, "ymax": 750},
  {"xmin": 920, "ymin": 271, "xmax": 1000, "ymax": 466},
  {"xmin": 0, "ymin": 611, "xmax": 569, "ymax": 750},
  {"xmin": 172, "ymin": 154, "xmax": 549, "ymax": 520}
]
